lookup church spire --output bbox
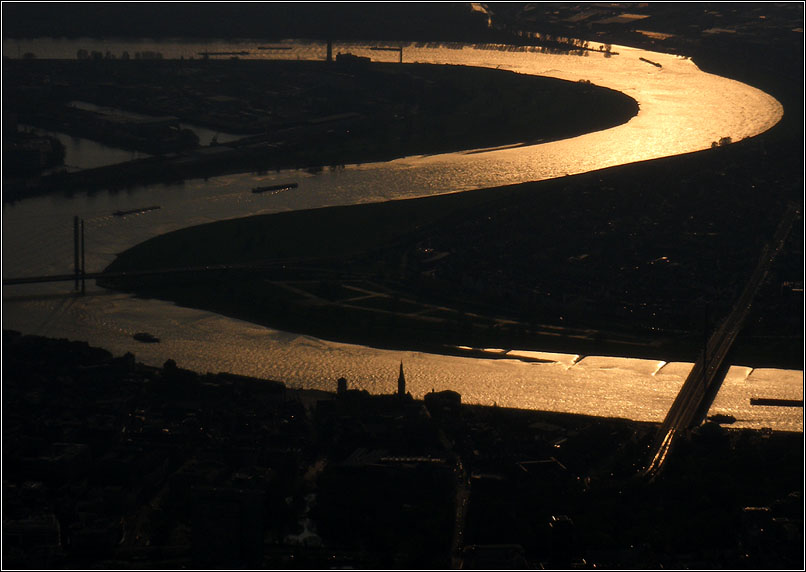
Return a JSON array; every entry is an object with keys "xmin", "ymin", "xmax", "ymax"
[{"xmin": 397, "ymin": 361, "xmax": 406, "ymax": 397}]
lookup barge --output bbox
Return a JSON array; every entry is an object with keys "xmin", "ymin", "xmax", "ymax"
[
  {"xmin": 113, "ymin": 205, "xmax": 160, "ymax": 217},
  {"xmin": 639, "ymin": 57, "xmax": 663, "ymax": 69},
  {"xmin": 133, "ymin": 332, "xmax": 160, "ymax": 343},
  {"xmin": 252, "ymin": 182, "xmax": 298, "ymax": 194},
  {"xmin": 750, "ymin": 398, "xmax": 803, "ymax": 407}
]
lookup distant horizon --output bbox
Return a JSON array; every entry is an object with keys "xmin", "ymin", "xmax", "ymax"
[{"xmin": 1, "ymin": 2, "xmax": 493, "ymax": 41}]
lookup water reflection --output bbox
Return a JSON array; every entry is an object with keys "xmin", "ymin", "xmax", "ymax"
[{"xmin": 2, "ymin": 39, "xmax": 799, "ymax": 431}]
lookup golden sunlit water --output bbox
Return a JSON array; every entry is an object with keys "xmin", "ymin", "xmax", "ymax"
[{"xmin": 2, "ymin": 39, "xmax": 800, "ymax": 431}]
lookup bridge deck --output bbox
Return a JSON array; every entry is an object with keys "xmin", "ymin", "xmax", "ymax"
[{"xmin": 644, "ymin": 203, "xmax": 800, "ymax": 479}]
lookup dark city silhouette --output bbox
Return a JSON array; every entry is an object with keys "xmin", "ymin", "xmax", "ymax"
[{"xmin": 2, "ymin": 3, "xmax": 803, "ymax": 569}]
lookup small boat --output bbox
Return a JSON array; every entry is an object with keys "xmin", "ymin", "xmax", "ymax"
[
  {"xmin": 707, "ymin": 413, "xmax": 736, "ymax": 425},
  {"xmin": 252, "ymin": 182, "xmax": 298, "ymax": 194},
  {"xmin": 258, "ymin": 46, "xmax": 293, "ymax": 51},
  {"xmin": 114, "ymin": 205, "xmax": 160, "ymax": 217},
  {"xmin": 133, "ymin": 332, "xmax": 160, "ymax": 343}
]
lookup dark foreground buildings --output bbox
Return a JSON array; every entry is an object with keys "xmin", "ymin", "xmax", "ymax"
[{"xmin": 2, "ymin": 332, "xmax": 802, "ymax": 569}]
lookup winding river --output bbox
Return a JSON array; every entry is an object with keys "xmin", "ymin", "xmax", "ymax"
[{"xmin": 2, "ymin": 38, "xmax": 801, "ymax": 431}]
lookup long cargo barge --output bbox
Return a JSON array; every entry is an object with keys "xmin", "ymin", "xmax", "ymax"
[
  {"xmin": 198, "ymin": 51, "xmax": 250, "ymax": 57},
  {"xmin": 750, "ymin": 398, "xmax": 803, "ymax": 407},
  {"xmin": 113, "ymin": 205, "xmax": 161, "ymax": 217},
  {"xmin": 252, "ymin": 182, "xmax": 298, "ymax": 194}
]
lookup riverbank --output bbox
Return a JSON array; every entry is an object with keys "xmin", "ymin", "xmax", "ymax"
[{"xmin": 3, "ymin": 331, "xmax": 802, "ymax": 569}]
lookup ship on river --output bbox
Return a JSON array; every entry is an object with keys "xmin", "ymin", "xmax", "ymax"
[
  {"xmin": 252, "ymin": 182, "xmax": 298, "ymax": 194},
  {"xmin": 113, "ymin": 205, "xmax": 160, "ymax": 217},
  {"xmin": 133, "ymin": 332, "xmax": 160, "ymax": 343}
]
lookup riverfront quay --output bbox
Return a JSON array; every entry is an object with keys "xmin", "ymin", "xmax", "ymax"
[{"xmin": 3, "ymin": 332, "xmax": 802, "ymax": 569}]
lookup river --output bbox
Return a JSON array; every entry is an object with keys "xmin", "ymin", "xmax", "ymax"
[{"xmin": 2, "ymin": 38, "xmax": 801, "ymax": 432}]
